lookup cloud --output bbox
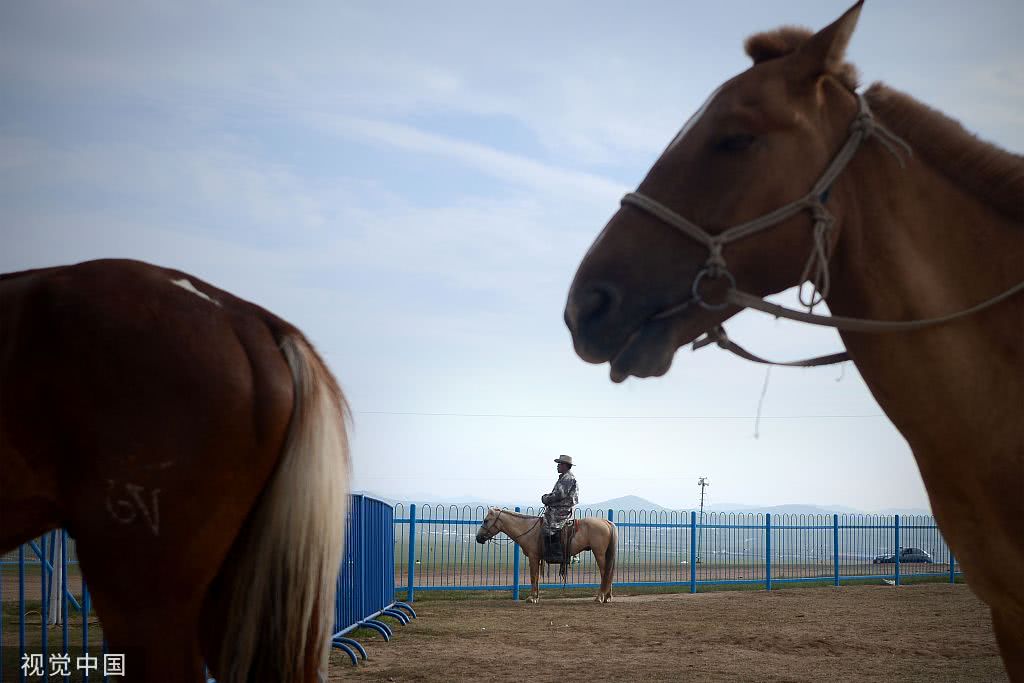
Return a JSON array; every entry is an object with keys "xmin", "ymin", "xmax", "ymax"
[
  {"xmin": 309, "ymin": 113, "xmax": 628, "ymax": 201},
  {"xmin": 10, "ymin": 0, "xmax": 1003, "ymax": 511}
]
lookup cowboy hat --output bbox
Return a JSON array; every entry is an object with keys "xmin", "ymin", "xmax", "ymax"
[{"xmin": 553, "ymin": 454, "xmax": 573, "ymax": 466}]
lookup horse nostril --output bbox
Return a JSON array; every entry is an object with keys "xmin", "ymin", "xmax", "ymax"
[{"xmin": 567, "ymin": 282, "xmax": 620, "ymax": 331}]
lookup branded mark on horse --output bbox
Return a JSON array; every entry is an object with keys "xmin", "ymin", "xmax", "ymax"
[
  {"xmin": 475, "ymin": 508, "xmax": 617, "ymax": 604},
  {"xmin": 564, "ymin": 3, "xmax": 1023, "ymax": 677},
  {"xmin": 0, "ymin": 258, "xmax": 351, "ymax": 682}
]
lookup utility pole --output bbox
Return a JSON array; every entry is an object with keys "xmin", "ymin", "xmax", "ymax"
[{"xmin": 697, "ymin": 477, "xmax": 710, "ymax": 564}]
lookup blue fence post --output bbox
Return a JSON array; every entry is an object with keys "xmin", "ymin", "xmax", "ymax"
[
  {"xmin": 765, "ymin": 514, "xmax": 772, "ymax": 591},
  {"xmin": 690, "ymin": 511, "xmax": 697, "ymax": 594},
  {"xmin": 407, "ymin": 504, "xmax": 417, "ymax": 603},
  {"xmin": 894, "ymin": 514, "xmax": 901, "ymax": 586},
  {"xmin": 360, "ymin": 496, "xmax": 368, "ymax": 618},
  {"xmin": 833, "ymin": 514, "xmax": 840, "ymax": 587},
  {"xmin": 607, "ymin": 508, "xmax": 613, "ymax": 523},
  {"xmin": 18, "ymin": 545, "xmax": 25, "ymax": 679},
  {"xmin": 512, "ymin": 506, "xmax": 521, "ymax": 601},
  {"xmin": 41, "ymin": 533, "xmax": 48, "ymax": 674},
  {"xmin": 83, "ymin": 583, "xmax": 91, "ymax": 669},
  {"xmin": 61, "ymin": 529, "xmax": 68, "ymax": 654},
  {"xmin": 949, "ymin": 550, "xmax": 955, "ymax": 584}
]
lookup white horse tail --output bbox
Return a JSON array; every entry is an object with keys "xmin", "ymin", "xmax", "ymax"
[{"xmin": 219, "ymin": 335, "xmax": 350, "ymax": 682}]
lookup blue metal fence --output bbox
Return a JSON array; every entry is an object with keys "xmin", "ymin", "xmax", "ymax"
[
  {"xmin": 0, "ymin": 531, "xmax": 97, "ymax": 683},
  {"xmin": 1, "ymin": 494, "xmax": 412, "ymax": 678},
  {"xmin": 331, "ymin": 494, "xmax": 415, "ymax": 665},
  {"xmin": 394, "ymin": 505, "xmax": 961, "ymax": 599},
  {"xmin": 0, "ymin": 501, "xmax": 962, "ymax": 675}
]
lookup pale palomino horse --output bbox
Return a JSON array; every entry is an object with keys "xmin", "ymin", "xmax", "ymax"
[
  {"xmin": 0, "ymin": 259, "xmax": 350, "ymax": 682},
  {"xmin": 475, "ymin": 508, "xmax": 617, "ymax": 603},
  {"xmin": 564, "ymin": 3, "xmax": 1023, "ymax": 678}
]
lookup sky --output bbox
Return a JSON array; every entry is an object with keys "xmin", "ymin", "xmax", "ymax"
[{"xmin": 2, "ymin": 1, "xmax": 1020, "ymax": 513}]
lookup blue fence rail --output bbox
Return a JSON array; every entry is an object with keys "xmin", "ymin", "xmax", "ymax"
[
  {"xmin": 0, "ymin": 494, "xmax": 410, "ymax": 678},
  {"xmin": 393, "ymin": 505, "xmax": 961, "ymax": 599}
]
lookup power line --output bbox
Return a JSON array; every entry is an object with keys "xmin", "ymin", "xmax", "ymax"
[
  {"xmin": 356, "ymin": 478, "xmax": 547, "ymax": 483},
  {"xmin": 354, "ymin": 410, "xmax": 886, "ymax": 420}
]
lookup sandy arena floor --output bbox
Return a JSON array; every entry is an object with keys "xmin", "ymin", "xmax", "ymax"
[{"xmin": 329, "ymin": 584, "xmax": 1006, "ymax": 682}]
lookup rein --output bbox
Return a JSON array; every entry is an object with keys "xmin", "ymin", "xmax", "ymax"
[
  {"xmin": 480, "ymin": 510, "xmax": 541, "ymax": 544},
  {"xmin": 622, "ymin": 93, "xmax": 1024, "ymax": 367}
]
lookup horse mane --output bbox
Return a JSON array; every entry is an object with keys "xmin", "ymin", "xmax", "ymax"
[
  {"xmin": 744, "ymin": 27, "xmax": 859, "ymax": 89},
  {"xmin": 745, "ymin": 28, "xmax": 1022, "ymax": 222},
  {"xmin": 865, "ymin": 83, "xmax": 1024, "ymax": 223},
  {"xmin": 489, "ymin": 507, "xmax": 539, "ymax": 519}
]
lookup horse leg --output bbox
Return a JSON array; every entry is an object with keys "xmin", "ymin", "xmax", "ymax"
[
  {"xmin": 592, "ymin": 548, "xmax": 608, "ymax": 603},
  {"xmin": 603, "ymin": 548, "xmax": 614, "ymax": 603},
  {"xmin": 86, "ymin": 588, "xmax": 205, "ymax": 683},
  {"xmin": 527, "ymin": 555, "xmax": 541, "ymax": 604},
  {"xmin": 597, "ymin": 524, "xmax": 616, "ymax": 603},
  {"xmin": 991, "ymin": 607, "xmax": 1024, "ymax": 681},
  {"xmin": 67, "ymin": 479, "xmax": 258, "ymax": 683}
]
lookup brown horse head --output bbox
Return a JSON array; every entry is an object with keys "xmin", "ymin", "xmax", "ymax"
[{"xmin": 565, "ymin": 2, "xmax": 867, "ymax": 382}]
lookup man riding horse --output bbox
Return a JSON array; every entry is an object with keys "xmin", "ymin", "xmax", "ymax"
[{"xmin": 541, "ymin": 454, "xmax": 578, "ymax": 564}]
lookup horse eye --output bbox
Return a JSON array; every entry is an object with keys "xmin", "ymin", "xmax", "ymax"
[{"xmin": 715, "ymin": 133, "xmax": 756, "ymax": 152}]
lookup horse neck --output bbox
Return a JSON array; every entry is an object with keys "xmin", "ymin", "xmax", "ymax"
[
  {"xmin": 826, "ymin": 123, "xmax": 1023, "ymax": 456},
  {"xmin": 496, "ymin": 511, "xmax": 538, "ymax": 538}
]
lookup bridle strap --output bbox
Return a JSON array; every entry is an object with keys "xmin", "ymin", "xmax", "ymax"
[
  {"xmin": 622, "ymin": 95, "xmax": 910, "ymax": 288},
  {"xmin": 729, "ymin": 284, "xmax": 1024, "ymax": 333},
  {"xmin": 692, "ymin": 277, "xmax": 1024, "ymax": 368},
  {"xmin": 479, "ymin": 509, "xmax": 503, "ymax": 541},
  {"xmin": 694, "ymin": 326, "xmax": 851, "ymax": 367},
  {"xmin": 621, "ymin": 91, "xmax": 1024, "ymax": 367},
  {"xmin": 481, "ymin": 510, "xmax": 542, "ymax": 543}
]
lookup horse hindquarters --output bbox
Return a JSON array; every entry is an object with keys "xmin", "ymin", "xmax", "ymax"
[{"xmin": 203, "ymin": 336, "xmax": 349, "ymax": 683}]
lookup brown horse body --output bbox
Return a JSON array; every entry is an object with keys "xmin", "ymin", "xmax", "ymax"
[
  {"xmin": 0, "ymin": 258, "xmax": 350, "ymax": 682},
  {"xmin": 565, "ymin": 3, "xmax": 1023, "ymax": 677},
  {"xmin": 475, "ymin": 508, "xmax": 617, "ymax": 603}
]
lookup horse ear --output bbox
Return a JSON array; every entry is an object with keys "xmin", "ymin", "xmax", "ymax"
[{"xmin": 790, "ymin": 1, "xmax": 863, "ymax": 81}]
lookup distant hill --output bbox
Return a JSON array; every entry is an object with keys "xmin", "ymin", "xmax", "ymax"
[
  {"xmin": 704, "ymin": 503, "xmax": 861, "ymax": 516},
  {"xmin": 584, "ymin": 495, "xmax": 669, "ymax": 512},
  {"xmin": 354, "ymin": 491, "xmax": 931, "ymax": 518}
]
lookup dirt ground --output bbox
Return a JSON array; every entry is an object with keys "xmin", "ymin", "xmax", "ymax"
[{"xmin": 329, "ymin": 584, "xmax": 1006, "ymax": 682}]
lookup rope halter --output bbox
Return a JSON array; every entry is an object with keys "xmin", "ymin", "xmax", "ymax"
[
  {"xmin": 613, "ymin": 91, "xmax": 1024, "ymax": 367},
  {"xmin": 622, "ymin": 93, "xmax": 911, "ymax": 316}
]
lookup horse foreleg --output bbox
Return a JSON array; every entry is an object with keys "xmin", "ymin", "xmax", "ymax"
[
  {"xmin": 991, "ymin": 607, "xmax": 1024, "ymax": 681},
  {"xmin": 527, "ymin": 555, "xmax": 540, "ymax": 604}
]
